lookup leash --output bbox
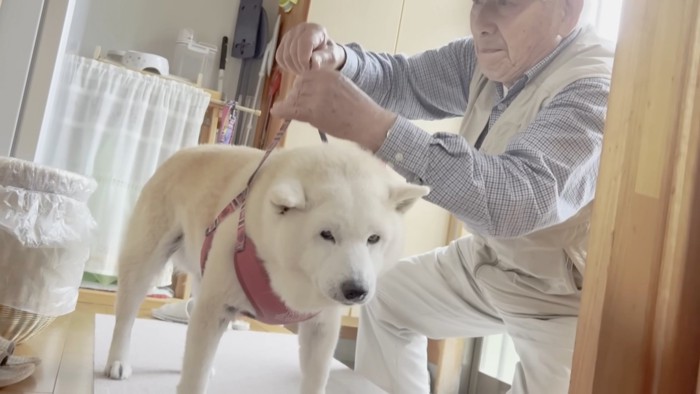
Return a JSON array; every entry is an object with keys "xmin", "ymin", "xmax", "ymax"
[{"xmin": 200, "ymin": 120, "xmax": 328, "ymax": 273}]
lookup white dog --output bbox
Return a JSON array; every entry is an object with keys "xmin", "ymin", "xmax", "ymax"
[{"xmin": 104, "ymin": 140, "xmax": 429, "ymax": 394}]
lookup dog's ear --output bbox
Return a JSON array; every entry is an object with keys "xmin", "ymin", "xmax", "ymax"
[
  {"xmin": 269, "ymin": 178, "xmax": 306, "ymax": 214},
  {"xmin": 389, "ymin": 183, "xmax": 430, "ymax": 213}
]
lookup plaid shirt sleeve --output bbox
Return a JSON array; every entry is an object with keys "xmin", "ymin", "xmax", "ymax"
[
  {"xmin": 340, "ymin": 34, "xmax": 610, "ymax": 238},
  {"xmin": 375, "ymin": 78, "xmax": 610, "ymax": 238},
  {"xmin": 340, "ymin": 39, "xmax": 475, "ymax": 120}
]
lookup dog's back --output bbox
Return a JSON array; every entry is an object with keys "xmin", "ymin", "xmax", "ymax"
[{"xmin": 139, "ymin": 144, "xmax": 263, "ymax": 222}]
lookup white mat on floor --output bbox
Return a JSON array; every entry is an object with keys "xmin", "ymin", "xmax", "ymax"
[{"xmin": 93, "ymin": 314, "xmax": 386, "ymax": 393}]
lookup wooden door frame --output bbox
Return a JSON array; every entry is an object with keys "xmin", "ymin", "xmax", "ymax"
[
  {"xmin": 253, "ymin": 1, "xmax": 310, "ymax": 149},
  {"xmin": 569, "ymin": 0, "xmax": 700, "ymax": 392}
]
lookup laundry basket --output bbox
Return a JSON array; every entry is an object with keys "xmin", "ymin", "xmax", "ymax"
[{"xmin": 0, "ymin": 157, "xmax": 97, "ymax": 344}]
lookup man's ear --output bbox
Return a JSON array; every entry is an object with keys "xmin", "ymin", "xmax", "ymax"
[
  {"xmin": 268, "ymin": 179, "xmax": 306, "ymax": 214},
  {"xmin": 389, "ymin": 183, "xmax": 430, "ymax": 213}
]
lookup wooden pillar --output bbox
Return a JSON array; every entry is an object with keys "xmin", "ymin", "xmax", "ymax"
[
  {"xmin": 569, "ymin": 0, "xmax": 700, "ymax": 392},
  {"xmin": 253, "ymin": 0, "xmax": 311, "ymax": 149}
]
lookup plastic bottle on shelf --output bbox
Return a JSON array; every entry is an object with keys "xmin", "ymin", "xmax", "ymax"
[{"xmin": 172, "ymin": 28, "xmax": 218, "ymax": 89}]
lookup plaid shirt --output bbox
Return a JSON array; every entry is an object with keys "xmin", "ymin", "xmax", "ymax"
[{"xmin": 340, "ymin": 28, "xmax": 611, "ymax": 238}]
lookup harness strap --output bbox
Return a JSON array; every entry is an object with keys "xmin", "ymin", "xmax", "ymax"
[{"xmin": 200, "ymin": 121, "xmax": 327, "ymax": 274}]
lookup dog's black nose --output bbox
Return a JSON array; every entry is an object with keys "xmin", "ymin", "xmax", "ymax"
[{"xmin": 341, "ymin": 281, "xmax": 368, "ymax": 302}]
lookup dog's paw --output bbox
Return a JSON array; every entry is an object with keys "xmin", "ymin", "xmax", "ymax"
[{"xmin": 106, "ymin": 361, "xmax": 132, "ymax": 380}]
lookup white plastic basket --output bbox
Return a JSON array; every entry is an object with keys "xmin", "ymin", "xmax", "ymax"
[{"xmin": 0, "ymin": 157, "xmax": 97, "ymax": 343}]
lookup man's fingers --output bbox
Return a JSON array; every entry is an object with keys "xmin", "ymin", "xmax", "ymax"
[
  {"xmin": 303, "ymin": 27, "xmax": 329, "ymax": 70},
  {"xmin": 270, "ymin": 99, "xmax": 313, "ymax": 123},
  {"xmin": 275, "ymin": 24, "xmax": 331, "ymax": 74},
  {"xmin": 309, "ymin": 48, "xmax": 334, "ymax": 70},
  {"xmin": 269, "ymin": 100, "xmax": 291, "ymax": 118},
  {"xmin": 277, "ymin": 30, "xmax": 304, "ymax": 73},
  {"xmin": 272, "ymin": 82, "xmax": 315, "ymax": 122},
  {"xmin": 276, "ymin": 36, "xmax": 296, "ymax": 72},
  {"xmin": 295, "ymin": 41, "xmax": 314, "ymax": 72},
  {"xmin": 293, "ymin": 36, "xmax": 312, "ymax": 73}
]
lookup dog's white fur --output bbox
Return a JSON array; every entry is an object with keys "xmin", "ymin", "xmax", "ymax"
[{"xmin": 104, "ymin": 142, "xmax": 429, "ymax": 394}]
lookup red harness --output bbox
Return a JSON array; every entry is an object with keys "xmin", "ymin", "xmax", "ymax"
[{"xmin": 199, "ymin": 120, "xmax": 325, "ymax": 325}]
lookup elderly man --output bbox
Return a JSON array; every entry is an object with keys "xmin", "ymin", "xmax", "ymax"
[{"xmin": 271, "ymin": 0, "xmax": 614, "ymax": 392}]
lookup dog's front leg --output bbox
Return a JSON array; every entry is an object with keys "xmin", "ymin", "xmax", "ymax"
[
  {"xmin": 298, "ymin": 307, "xmax": 343, "ymax": 394},
  {"xmin": 176, "ymin": 295, "xmax": 230, "ymax": 394}
]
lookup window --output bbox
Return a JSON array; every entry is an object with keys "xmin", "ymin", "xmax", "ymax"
[{"xmin": 584, "ymin": 0, "xmax": 625, "ymax": 43}]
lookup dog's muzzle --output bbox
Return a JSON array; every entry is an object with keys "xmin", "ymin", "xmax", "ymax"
[{"xmin": 339, "ymin": 280, "xmax": 369, "ymax": 304}]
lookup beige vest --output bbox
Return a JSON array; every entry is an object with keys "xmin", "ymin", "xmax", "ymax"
[{"xmin": 458, "ymin": 26, "xmax": 614, "ymax": 296}]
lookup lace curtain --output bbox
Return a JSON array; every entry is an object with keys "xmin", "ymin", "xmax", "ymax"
[{"xmin": 34, "ymin": 54, "xmax": 210, "ymax": 286}]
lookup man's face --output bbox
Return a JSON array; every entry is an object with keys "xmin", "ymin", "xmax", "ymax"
[{"xmin": 470, "ymin": 0, "xmax": 573, "ymax": 86}]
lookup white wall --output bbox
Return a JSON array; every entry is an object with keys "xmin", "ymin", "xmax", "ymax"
[
  {"xmin": 284, "ymin": 0, "xmax": 472, "ymax": 259},
  {"xmin": 392, "ymin": 0, "xmax": 472, "ymax": 257},
  {"xmin": 74, "ymin": 0, "xmax": 278, "ymax": 99}
]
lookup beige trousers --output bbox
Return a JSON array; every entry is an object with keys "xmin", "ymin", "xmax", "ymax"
[{"xmin": 354, "ymin": 236, "xmax": 580, "ymax": 394}]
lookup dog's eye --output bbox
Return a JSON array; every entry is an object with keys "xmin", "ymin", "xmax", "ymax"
[
  {"xmin": 320, "ymin": 230, "xmax": 335, "ymax": 242},
  {"xmin": 367, "ymin": 234, "xmax": 380, "ymax": 244}
]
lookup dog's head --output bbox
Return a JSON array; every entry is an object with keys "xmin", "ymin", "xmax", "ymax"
[{"xmin": 248, "ymin": 144, "xmax": 429, "ymax": 310}]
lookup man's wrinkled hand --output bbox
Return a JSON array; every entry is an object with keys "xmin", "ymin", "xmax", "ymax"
[
  {"xmin": 275, "ymin": 22, "xmax": 347, "ymax": 74},
  {"xmin": 270, "ymin": 69, "xmax": 396, "ymax": 152}
]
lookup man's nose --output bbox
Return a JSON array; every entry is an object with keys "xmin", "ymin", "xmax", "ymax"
[{"xmin": 472, "ymin": 4, "xmax": 499, "ymax": 36}]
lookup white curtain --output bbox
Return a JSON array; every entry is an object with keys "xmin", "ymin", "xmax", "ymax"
[{"xmin": 35, "ymin": 54, "xmax": 210, "ymax": 285}]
